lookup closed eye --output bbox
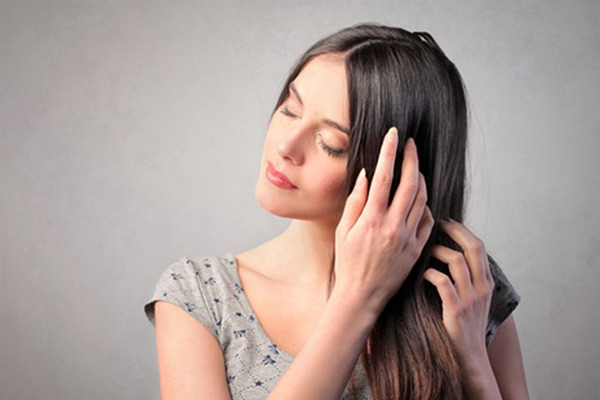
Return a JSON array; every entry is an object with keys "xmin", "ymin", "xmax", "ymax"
[
  {"xmin": 279, "ymin": 106, "xmax": 346, "ymax": 158},
  {"xmin": 279, "ymin": 106, "xmax": 297, "ymax": 118},
  {"xmin": 317, "ymin": 135, "xmax": 346, "ymax": 158}
]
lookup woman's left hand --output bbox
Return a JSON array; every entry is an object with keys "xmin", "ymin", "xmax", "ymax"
[{"xmin": 423, "ymin": 218, "xmax": 495, "ymax": 369}]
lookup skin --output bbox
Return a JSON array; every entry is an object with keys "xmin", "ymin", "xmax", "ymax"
[
  {"xmin": 153, "ymin": 52, "xmax": 529, "ymax": 400},
  {"xmin": 252, "ymin": 52, "xmax": 529, "ymax": 398},
  {"xmin": 424, "ymin": 222, "xmax": 510, "ymax": 398},
  {"xmin": 253, "ymin": 53, "xmax": 350, "ymax": 292}
]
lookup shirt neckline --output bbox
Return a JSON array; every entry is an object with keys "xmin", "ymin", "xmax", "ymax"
[{"xmin": 222, "ymin": 252, "xmax": 296, "ymax": 363}]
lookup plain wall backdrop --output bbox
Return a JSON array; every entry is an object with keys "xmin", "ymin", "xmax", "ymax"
[{"xmin": 1, "ymin": 0, "xmax": 598, "ymax": 399}]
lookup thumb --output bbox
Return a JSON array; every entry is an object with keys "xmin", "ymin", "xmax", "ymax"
[{"xmin": 336, "ymin": 168, "xmax": 367, "ymax": 239}]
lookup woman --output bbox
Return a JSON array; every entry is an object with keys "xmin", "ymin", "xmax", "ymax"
[{"xmin": 144, "ymin": 23, "xmax": 529, "ymax": 399}]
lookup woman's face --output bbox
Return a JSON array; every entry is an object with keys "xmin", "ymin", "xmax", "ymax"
[{"xmin": 255, "ymin": 53, "xmax": 351, "ymax": 225}]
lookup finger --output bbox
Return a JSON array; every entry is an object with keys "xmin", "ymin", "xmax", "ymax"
[
  {"xmin": 423, "ymin": 268, "xmax": 460, "ymax": 308},
  {"xmin": 429, "ymin": 244, "xmax": 474, "ymax": 297},
  {"xmin": 402, "ymin": 172, "xmax": 427, "ymax": 235},
  {"xmin": 388, "ymin": 135, "xmax": 420, "ymax": 225},
  {"xmin": 415, "ymin": 205, "xmax": 434, "ymax": 248},
  {"xmin": 363, "ymin": 127, "xmax": 399, "ymax": 216},
  {"xmin": 438, "ymin": 219, "xmax": 489, "ymax": 290},
  {"xmin": 336, "ymin": 168, "xmax": 367, "ymax": 239}
]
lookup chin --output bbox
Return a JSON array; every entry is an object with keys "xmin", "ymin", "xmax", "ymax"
[
  {"xmin": 255, "ymin": 182, "xmax": 300, "ymax": 218},
  {"xmin": 255, "ymin": 181, "xmax": 344, "ymax": 224}
]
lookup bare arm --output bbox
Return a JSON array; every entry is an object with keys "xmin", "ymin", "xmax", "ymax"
[
  {"xmin": 155, "ymin": 301, "xmax": 232, "ymax": 400},
  {"xmin": 266, "ymin": 288, "xmax": 378, "ymax": 400},
  {"xmin": 459, "ymin": 315, "xmax": 530, "ymax": 400},
  {"xmin": 155, "ymin": 287, "xmax": 378, "ymax": 400},
  {"xmin": 487, "ymin": 315, "xmax": 530, "ymax": 399}
]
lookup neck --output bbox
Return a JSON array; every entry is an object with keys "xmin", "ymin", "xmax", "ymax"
[{"xmin": 270, "ymin": 219, "xmax": 337, "ymax": 292}]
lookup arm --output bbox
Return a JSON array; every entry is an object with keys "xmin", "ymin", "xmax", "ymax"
[
  {"xmin": 266, "ymin": 288, "xmax": 378, "ymax": 400},
  {"xmin": 487, "ymin": 315, "xmax": 530, "ymax": 399},
  {"xmin": 154, "ymin": 288, "xmax": 378, "ymax": 400},
  {"xmin": 460, "ymin": 315, "xmax": 530, "ymax": 400},
  {"xmin": 422, "ymin": 220, "xmax": 528, "ymax": 400},
  {"xmin": 155, "ymin": 301, "xmax": 232, "ymax": 400}
]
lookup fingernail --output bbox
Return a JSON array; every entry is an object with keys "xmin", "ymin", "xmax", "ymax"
[
  {"xmin": 354, "ymin": 167, "xmax": 366, "ymax": 189},
  {"xmin": 352, "ymin": 168, "xmax": 365, "ymax": 193},
  {"xmin": 386, "ymin": 127, "xmax": 398, "ymax": 143},
  {"xmin": 358, "ymin": 167, "xmax": 366, "ymax": 182}
]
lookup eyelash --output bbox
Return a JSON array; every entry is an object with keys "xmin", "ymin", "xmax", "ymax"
[{"xmin": 279, "ymin": 106, "xmax": 346, "ymax": 158}]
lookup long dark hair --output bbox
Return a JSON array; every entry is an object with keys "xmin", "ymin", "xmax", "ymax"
[{"xmin": 270, "ymin": 23, "xmax": 469, "ymax": 399}]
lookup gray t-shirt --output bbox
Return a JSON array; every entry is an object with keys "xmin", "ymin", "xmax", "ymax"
[{"xmin": 144, "ymin": 252, "xmax": 520, "ymax": 400}]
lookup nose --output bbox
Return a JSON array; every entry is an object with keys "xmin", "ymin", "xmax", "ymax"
[{"xmin": 276, "ymin": 124, "xmax": 308, "ymax": 165}]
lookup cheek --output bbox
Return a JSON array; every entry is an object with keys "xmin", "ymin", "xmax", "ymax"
[{"xmin": 309, "ymin": 170, "xmax": 347, "ymax": 199}]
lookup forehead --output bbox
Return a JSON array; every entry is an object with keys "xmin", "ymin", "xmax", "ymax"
[{"xmin": 291, "ymin": 54, "xmax": 349, "ymax": 122}]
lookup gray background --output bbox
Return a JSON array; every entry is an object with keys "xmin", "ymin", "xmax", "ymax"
[{"xmin": 1, "ymin": 0, "xmax": 598, "ymax": 399}]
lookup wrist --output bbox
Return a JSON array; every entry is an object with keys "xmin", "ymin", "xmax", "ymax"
[
  {"xmin": 459, "ymin": 349, "xmax": 491, "ymax": 377},
  {"xmin": 460, "ymin": 353, "xmax": 502, "ymax": 400},
  {"xmin": 328, "ymin": 285, "xmax": 381, "ymax": 327}
]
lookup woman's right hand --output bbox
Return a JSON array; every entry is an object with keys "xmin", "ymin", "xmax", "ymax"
[{"xmin": 333, "ymin": 126, "xmax": 434, "ymax": 315}]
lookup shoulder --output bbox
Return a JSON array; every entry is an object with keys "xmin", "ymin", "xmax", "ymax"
[
  {"xmin": 488, "ymin": 254, "xmax": 521, "ymax": 312},
  {"xmin": 161, "ymin": 254, "xmax": 237, "ymax": 284},
  {"xmin": 161, "ymin": 254, "xmax": 240, "ymax": 300},
  {"xmin": 143, "ymin": 254, "xmax": 237, "ymax": 338},
  {"xmin": 186, "ymin": 253, "xmax": 240, "ymax": 286},
  {"xmin": 486, "ymin": 253, "xmax": 522, "ymax": 347}
]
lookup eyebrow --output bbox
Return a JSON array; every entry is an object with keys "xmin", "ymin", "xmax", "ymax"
[{"xmin": 289, "ymin": 82, "xmax": 350, "ymax": 136}]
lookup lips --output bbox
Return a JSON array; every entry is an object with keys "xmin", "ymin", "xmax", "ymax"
[{"xmin": 266, "ymin": 162, "xmax": 297, "ymax": 189}]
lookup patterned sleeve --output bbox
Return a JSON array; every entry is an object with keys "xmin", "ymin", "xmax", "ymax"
[
  {"xmin": 144, "ymin": 257, "xmax": 219, "ymax": 340},
  {"xmin": 485, "ymin": 253, "xmax": 521, "ymax": 347}
]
